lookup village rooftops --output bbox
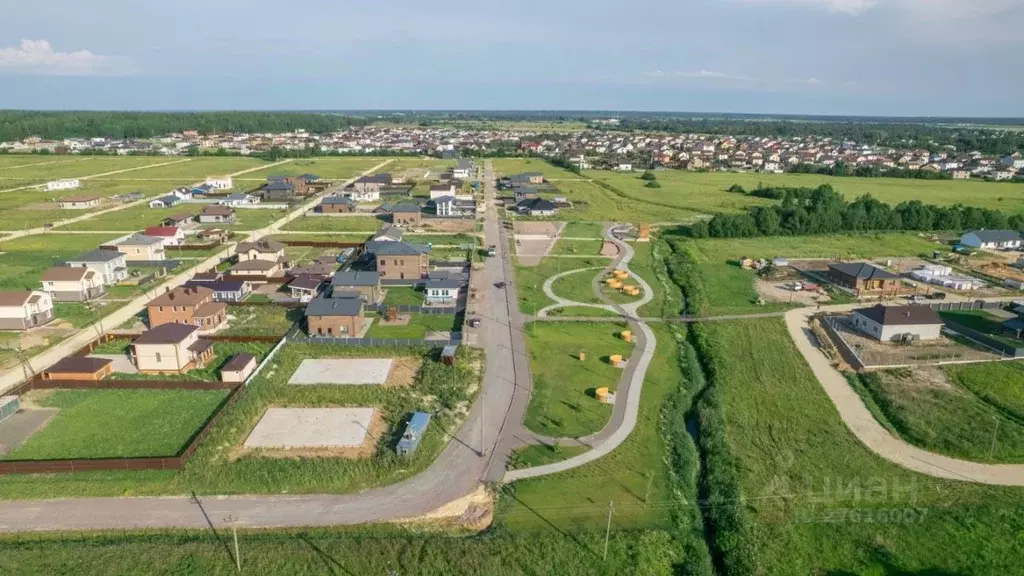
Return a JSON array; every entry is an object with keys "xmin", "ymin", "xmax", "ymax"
[
  {"xmin": 221, "ymin": 352, "xmax": 257, "ymax": 373},
  {"xmin": 372, "ymin": 226, "xmax": 403, "ymax": 241},
  {"xmin": 61, "ymin": 195, "xmax": 101, "ymax": 203},
  {"xmin": 0, "ymin": 291, "xmax": 40, "ymax": 307},
  {"xmin": 516, "ymin": 198, "xmax": 557, "ymax": 211},
  {"xmin": 231, "ymin": 259, "xmax": 280, "ymax": 272},
  {"xmin": 369, "ymin": 241, "xmax": 430, "ymax": 256},
  {"xmin": 391, "ymin": 203, "xmax": 421, "ymax": 213},
  {"xmin": 149, "ymin": 286, "xmax": 214, "ymax": 307},
  {"xmin": 853, "ymin": 304, "xmax": 943, "ymax": 326},
  {"xmin": 67, "ymin": 249, "xmax": 124, "ymax": 263},
  {"xmin": 41, "ymin": 267, "xmax": 95, "ymax": 282},
  {"xmin": 237, "ymin": 239, "xmax": 286, "ymax": 253},
  {"xmin": 426, "ymin": 276, "xmax": 462, "ymax": 289},
  {"xmin": 143, "ymin": 226, "xmax": 180, "ymax": 237},
  {"xmin": 827, "ymin": 262, "xmax": 900, "ymax": 280},
  {"xmin": 202, "ymin": 205, "xmax": 234, "ymax": 216},
  {"xmin": 133, "ymin": 322, "xmax": 199, "ymax": 344},
  {"xmin": 964, "ymin": 230, "xmax": 1021, "ymax": 243},
  {"xmin": 288, "ymin": 275, "xmax": 324, "ymax": 291},
  {"xmin": 45, "ymin": 356, "xmax": 113, "ymax": 375},
  {"xmin": 331, "ymin": 271, "xmax": 380, "ymax": 287},
  {"xmin": 305, "ymin": 295, "xmax": 363, "ymax": 317},
  {"xmin": 116, "ymin": 234, "xmax": 164, "ymax": 247}
]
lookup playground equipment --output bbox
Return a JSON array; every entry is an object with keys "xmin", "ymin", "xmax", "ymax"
[{"xmin": 386, "ymin": 306, "xmax": 398, "ymax": 322}]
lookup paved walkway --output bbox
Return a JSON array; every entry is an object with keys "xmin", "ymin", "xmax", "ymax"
[
  {"xmin": 784, "ymin": 307, "xmax": 1024, "ymax": 486},
  {"xmin": 536, "ymin": 267, "xmax": 612, "ymax": 317},
  {"xmin": 504, "ymin": 224, "xmax": 657, "ymax": 482}
]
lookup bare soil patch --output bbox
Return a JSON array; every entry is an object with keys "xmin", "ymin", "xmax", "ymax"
[
  {"xmin": 233, "ymin": 408, "xmax": 386, "ymax": 460},
  {"xmin": 514, "ymin": 221, "xmax": 560, "ymax": 236},
  {"xmin": 870, "ymin": 365, "xmax": 953, "ymax": 391},
  {"xmin": 394, "ymin": 485, "xmax": 495, "ymax": 531},
  {"xmin": 386, "ymin": 357, "xmax": 422, "ymax": 388},
  {"xmin": 20, "ymin": 202, "xmax": 59, "ymax": 211},
  {"xmin": 378, "ymin": 314, "xmax": 411, "ymax": 327},
  {"xmin": 756, "ymin": 279, "xmax": 830, "ymax": 305},
  {"xmin": 599, "ymin": 241, "xmax": 620, "ymax": 257}
]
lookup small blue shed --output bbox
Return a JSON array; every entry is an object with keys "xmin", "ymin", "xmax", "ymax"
[{"xmin": 396, "ymin": 412, "xmax": 432, "ymax": 456}]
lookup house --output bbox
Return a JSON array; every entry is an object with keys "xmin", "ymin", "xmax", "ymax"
[
  {"xmin": 46, "ymin": 178, "xmax": 80, "ymax": 191},
  {"xmin": 236, "ymin": 239, "xmax": 286, "ymax": 263},
  {"xmin": 352, "ymin": 173, "xmax": 393, "ymax": 195},
  {"xmin": 131, "ymin": 323, "xmax": 214, "ymax": 375},
  {"xmin": 198, "ymin": 205, "xmax": 236, "ymax": 224},
  {"xmin": 204, "ymin": 175, "xmax": 233, "ymax": 190},
  {"xmin": 64, "ymin": 249, "xmax": 128, "ymax": 285},
  {"xmin": 0, "ymin": 291, "xmax": 54, "ymax": 330},
  {"xmin": 258, "ymin": 180, "xmax": 297, "ymax": 202},
  {"xmin": 827, "ymin": 262, "xmax": 900, "ymax": 292},
  {"xmin": 518, "ymin": 172, "xmax": 544, "ymax": 185},
  {"xmin": 288, "ymin": 261, "xmax": 335, "ymax": 279},
  {"xmin": 372, "ymin": 225, "xmax": 404, "ymax": 242},
  {"xmin": 516, "ymin": 198, "xmax": 557, "ymax": 217},
  {"xmin": 143, "ymin": 226, "xmax": 186, "ymax": 247},
  {"xmin": 453, "ymin": 159, "xmax": 473, "ymax": 179},
  {"xmin": 148, "ymin": 195, "xmax": 181, "ymax": 208},
  {"xmin": 197, "ymin": 228, "xmax": 229, "ymax": 243},
  {"xmin": 960, "ymin": 230, "xmax": 1022, "ymax": 250},
  {"xmin": 229, "ymin": 259, "xmax": 285, "ymax": 278},
  {"xmin": 1000, "ymin": 153, "xmax": 1024, "ymax": 170},
  {"xmin": 429, "ymin": 184, "xmax": 456, "ymax": 199},
  {"xmin": 318, "ymin": 196, "xmax": 356, "ymax": 213},
  {"xmin": 304, "ymin": 294, "xmax": 365, "ymax": 337},
  {"xmin": 162, "ymin": 213, "xmax": 195, "ymax": 227},
  {"xmin": 40, "ymin": 267, "xmax": 105, "ymax": 301},
  {"xmin": 40, "ymin": 356, "xmax": 113, "ymax": 381},
  {"xmin": 513, "ymin": 186, "xmax": 539, "ymax": 202},
  {"xmin": 396, "ymin": 411, "xmax": 431, "ymax": 456},
  {"xmin": 425, "ymin": 275, "xmax": 460, "ymax": 305},
  {"xmin": 220, "ymin": 353, "xmax": 257, "ymax": 383},
  {"xmin": 147, "ymin": 285, "xmax": 227, "ymax": 330},
  {"xmin": 288, "ymin": 275, "xmax": 324, "ymax": 299},
  {"xmin": 850, "ymin": 304, "xmax": 944, "ymax": 342},
  {"xmin": 183, "ymin": 279, "xmax": 251, "ymax": 302},
  {"xmin": 615, "ymin": 163, "xmax": 633, "ymax": 172},
  {"xmin": 372, "ymin": 242, "xmax": 430, "ymax": 280},
  {"xmin": 112, "ymin": 234, "xmax": 167, "ymax": 261},
  {"xmin": 58, "ymin": 195, "xmax": 102, "ymax": 210},
  {"xmin": 391, "ymin": 203, "xmax": 422, "ymax": 227},
  {"xmin": 330, "ymin": 271, "xmax": 381, "ymax": 303},
  {"xmin": 219, "ymin": 193, "xmax": 259, "ymax": 206},
  {"xmin": 430, "ymin": 195, "xmax": 457, "ymax": 217}
]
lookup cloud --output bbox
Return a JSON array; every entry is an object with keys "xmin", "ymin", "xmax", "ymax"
[{"xmin": 0, "ymin": 40, "xmax": 130, "ymax": 75}]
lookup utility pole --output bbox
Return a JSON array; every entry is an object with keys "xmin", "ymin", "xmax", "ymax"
[
  {"xmin": 224, "ymin": 515, "xmax": 241, "ymax": 573},
  {"xmin": 990, "ymin": 416, "xmax": 1000, "ymax": 459},
  {"xmin": 603, "ymin": 500, "xmax": 614, "ymax": 560}
]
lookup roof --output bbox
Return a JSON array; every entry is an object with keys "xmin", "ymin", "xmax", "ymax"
[
  {"xmin": 964, "ymin": 230, "xmax": 1021, "ymax": 243},
  {"xmin": 133, "ymin": 323, "xmax": 199, "ymax": 344},
  {"xmin": 372, "ymin": 226, "xmax": 403, "ymax": 241},
  {"xmin": 152, "ymin": 195, "xmax": 179, "ymax": 205},
  {"xmin": 202, "ymin": 205, "xmax": 234, "ymax": 215},
  {"xmin": 288, "ymin": 275, "xmax": 324, "ymax": 291},
  {"xmin": 143, "ymin": 226, "xmax": 181, "ymax": 237},
  {"xmin": 165, "ymin": 213, "xmax": 193, "ymax": 223},
  {"xmin": 331, "ymin": 270, "xmax": 380, "ymax": 287},
  {"xmin": 391, "ymin": 203, "xmax": 421, "ymax": 213},
  {"xmin": 149, "ymin": 286, "xmax": 213, "ymax": 307},
  {"xmin": 264, "ymin": 181, "xmax": 294, "ymax": 192},
  {"xmin": 430, "ymin": 195, "xmax": 455, "ymax": 204},
  {"xmin": 430, "ymin": 184, "xmax": 454, "ymax": 191},
  {"xmin": 441, "ymin": 344, "xmax": 459, "ymax": 357},
  {"xmin": 517, "ymin": 198, "xmax": 557, "ymax": 211},
  {"xmin": 456, "ymin": 159, "xmax": 472, "ymax": 169},
  {"xmin": 195, "ymin": 301, "xmax": 227, "ymax": 319},
  {"xmin": 116, "ymin": 234, "xmax": 164, "ymax": 247},
  {"xmin": 184, "ymin": 280, "xmax": 247, "ymax": 293},
  {"xmin": 305, "ymin": 295, "xmax": 363, "ymax": 317},
  {"xmin": 67, "ymin": 249, "xmax": 124, "ymax": 264},
  {"xmin": 188, "ymin": 338, "xmax": 214, "ymax": 355},
  {"xmin": 231, "ymin": 259, "xmax": 279, "ymax": 272},
  {"xmin": 237, "ymin": 239, "xmax": 285, "ymax": 254},
  {"xmin": 224, "ymin": 193, "xmax": 250, "ymax": 201},
  {"xmin": 44, "ymin": 356, "xmax": 112, "ymax": 375},
  {"xmin": 853, "ymin": 304, "xmax": 943, "ymax": 326},
  {"xmin": 370, "ymin": 241, "xmax": 430, "ymax": 256},
  {"xmin": 828, "ymin": 262, "xmax": 900, "ymax": 280},
  {"xmin": 321, "ymin": 196, "xmax": 355, "ymax": 205},
  {"xmin": 426, "ymin": 277, "xmax": 462, "ymax": 289},
  {"xmin": 222, "ymin": 353, "xmax": 257, "ymax": 373},
  {"xmin": 41, "ymin": 267, "xmax": 93, "ymax": 282}
]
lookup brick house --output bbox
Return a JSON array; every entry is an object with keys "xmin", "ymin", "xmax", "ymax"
[
  {"xmin": 330, "ymin": 271, "xmax": 381, "ymax": 303},
  {"xmin": 146, "ymin": 285, "xmax": 227, "ymax": 330},
  {"xmin": 305, "ymin": 294, "xmax": 365, "ymax": 337},
  {"xmin": 827, "ymin": 262, "xmax": 900, "ymax": 292},
  {"xmin": 391, "ymin": 203, "xmax": 422, "ymax": 227},
  {"xmin": 372, "ymin": 242, "xmax": 430, "ymax": 280},
  {"xmin": 318, "ymin": 196, "xmax": 356, "ymax": 213}
]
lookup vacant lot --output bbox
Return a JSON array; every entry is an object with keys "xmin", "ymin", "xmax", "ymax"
[
  {"xmin": 549, "ymin": 267, "xmax": 603, "ymax": 306},
  {"xmin": 0, "ymin": 157, "xmax": 178, "ymax": 183},
  {"xmin": 4, "ymin": 389, "xmax": 229, "ymax": 460},
  {"xmin": 382, "ymin": 286, "xmax": 424, "ymax": 306},
  {"xmin": 221, "ymin": 305, "xmax": 300, "ymax": 336},
  {"xmin": 0, "ymin": 233, "xmax": 123, "ymax": 290},
  {"xmin": 704, "ymin": 317, "xmax": 1024, "ymax": 574},
  {"xmin": 946, "ymin": 361, "xmax": 1024, "ymax": 421},
  {"xmin": 280, "ymin": 215, "xmax": 385, "ymax": 232},
  {"xmin": 364, "ymin": 313, "xmax": 460, "ymax": 339},
  {"xmin": 491, "ymin": 158, "xmax": 579, "ymax": 180},
  {"xmin": 0, "ymin": 180, "xmax": 172, "ymax": 230},
  {"xmin": 102, "ymin": 157, "xmax": 263, "ymax": 180},
  {"xmin": 239, "ymin": 157, "xmax": 385, "ymax": 181},
  {"xmin": 522, "ymin": 322, "xmax": 632, "ymax": 438},
  {"xmin": 549, "ymin": 238, "xmax": 605, "ymax": 256},
  {"xmin": 560, "ymin": 221, "xmax": 606, "ymax": 238},
  {"xmin": 545, "ymin": 178, "xmax": 703, "ymax": 223},
  {"xmin": 591, "ymin": 169, "xmax": 1024, "ymax": 213}
]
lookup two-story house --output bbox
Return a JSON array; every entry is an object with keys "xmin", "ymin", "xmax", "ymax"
[
  {"xmin": 391, "ymin": 203, "xmax": 422, "ymax": 227},
  {"xmin": 235, "ymin": 239, "xmax": 286, "ymax": 263},
  {"xmin": 372, "ymin": 242, "xmax": 430, "ymax": 280},
  {"xmin": 64, "ymin": 249, "xmax": 128, "ymax": 285},
  {"xmin": 0, "ymin": 291, "xmax": 54, "ymax": 330},
  {"xmin": 146, "ymin": 285, "xmax": 227, "ymax": 331},
  {"xmin": 40, "ymin": 267, "xmax": 105, "ymax": 301},
  {"xmin": 131, "ymin": 323, "xmax": 214, "ymax": 375},
  {"xmin": 111, "ymin": 234, "xmax": 166, "ymax": 261},
  {"xmin": 142, "ymin": 226, "xmax": 186, "ymax": 247},
  {"xmin": 330, "ymin": 271, "xmax": 381, "ymax": 303}
]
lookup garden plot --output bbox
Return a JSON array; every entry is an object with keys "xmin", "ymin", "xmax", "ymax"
[{"xmin": 243, "ymin": 407, "xmax": 379, "ymax": 455}]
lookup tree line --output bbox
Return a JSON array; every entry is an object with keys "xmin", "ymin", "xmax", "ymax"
[{"xmin": 686, "ymin": 183, "xmax": 1023, "ymax": 238}]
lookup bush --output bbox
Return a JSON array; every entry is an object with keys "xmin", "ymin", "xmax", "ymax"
[
  {"xmin": 641, "ymin": 170, "xmax": 657, "ymax": 181},
  {"xmin": 645, "ymin": 180, "xmax": 662, "ymax": 189}
]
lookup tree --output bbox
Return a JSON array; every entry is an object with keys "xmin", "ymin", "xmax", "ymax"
[
  {"xmin": 640, "ymin": 170, "xmax": 657, "ymax": 181},
  {"xmin": 644, "ymin": 180, "xmax": 662, "ymax": 188}
]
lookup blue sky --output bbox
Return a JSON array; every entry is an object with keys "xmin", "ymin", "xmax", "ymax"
[{"xmin": 1, "ymin": 0, "xmax": 1022, "ymax": 116}]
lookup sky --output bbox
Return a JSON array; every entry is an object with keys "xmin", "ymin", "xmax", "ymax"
[{"xmin": 1, "ymin": 0, "xmax": 1022, "ymax": 117}]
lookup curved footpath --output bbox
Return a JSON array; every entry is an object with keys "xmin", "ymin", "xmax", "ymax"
[
  {"xmin": 786, "ymin": 307, "xmax": 1024, "ymax": 486},
  {"xmin": 504, "ymin": 225, "xmax": 657, "ymax": 482},
  {"xmin": 536, "ymin": 266, "xmax": 613, "ymax": 317}
]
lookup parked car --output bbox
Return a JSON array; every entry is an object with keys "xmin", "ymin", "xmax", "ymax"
[
  {"xmin": 494, "ymin": 281, "xmax": 506, "ymax": 289},
  {"xmin": 928, "ymin": 292, "xmax": 947, "ymax": 300}
]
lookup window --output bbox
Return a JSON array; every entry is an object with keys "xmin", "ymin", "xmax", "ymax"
[
  {"xmin": 158, "ymin": 306, "xmax": 164, "ymax": 312},
  {"xmin": 155, "ymin": 352, "xmax": 162, "ymax": 363}
]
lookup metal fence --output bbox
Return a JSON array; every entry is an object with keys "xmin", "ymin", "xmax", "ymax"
[
  {"xmin": 290, "ymin": 335, "xmax": 461, "ymax": 347},
  {"xmin": 366, "ymin": 303, "xmax": 460, "ymax": 314}
]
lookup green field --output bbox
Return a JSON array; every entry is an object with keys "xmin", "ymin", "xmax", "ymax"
[
  {"xmin": 545, "ymin": 178, "xmax": 704, "ymax": 223},
  {"xmin": 98, "ymin": 157, "xmax": 264, "ymax": 180},
  {"xmin": 4, "ymin": 389, "xmax": 229, "ymax": 460},
  {"xmin": 549, "ymin": 238, "xmax": 605, "ymax": 256},
  {"xmin": 946, "ymin": 361, "xmax": 1024, "ymax": 421},
  {"xmin": 849, "ymin": 368, "xmax": 1024, "ymax": 463},
  {"xmin": 0, "ymin": 180, "xmax": 173, "ymax": 230},
  {"xmin": 509, "ymin": 444, "xmax": 590, "ymax": 469},
  {"xmin": 630, "ymin": 240, "xmax": 680, "ymax": 317},
  {"xmin": 514, "ymin": 257, "xmax": 606, "ymax": 314},
  {"xmin": 364, "ymin": 313, "xmax": 460, "ymax": 339},
  {"xmin": 545, "ymin": 306, "xmax": 620, "ymax": 318},
  {"xmin": 548, "ymin": 266, "xmax": 603, "ymax": 306},
  {"xmin": 703, "ymin": 317, "xmax": 1024, "ymax": 574},
  {"xmin": 52, "ymin": 301, "xmax": 130, "ymax": 329},
  {"xmin": 220, "ymin": 305, "xmax": 300, "ymax": 336},
  {"xmin": 381, "ymin": 286, "xmax": 424, "ymax": 306},
  {"xmin": 522, "ymin": 322, "xmax": 632, "ymax": 438},
  {"xmin": 0, "ymin": 233, "xmax": 123, "ymax": 290},
  {"xmin": 404, "ymin": 233, "xmax": 478, "ymax": 246},
  {"xmin": 590, "ymin": 169, "xmax": 1024, "ymax": 214},
  {"xmin": 0, "ymin": 157, "xmax": 178, "ymax": 183},
  {"xmin": 560, "ymin": 221, "xmax": 606, "ymax": 238},
  {"xmin": 280, "ymin": 215, "xmax": 385, "ymax": 232},
  {"xmin": 238, "ymin": 157, "xmax": 386, "ymax": 181},
  {"xmin": 490, "ymin": 158, "xmax": 579, "ymax": 180}
]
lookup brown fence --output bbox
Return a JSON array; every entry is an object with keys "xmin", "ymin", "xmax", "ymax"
[
  {"xmin": 0, "ymin": 383, "xmax": 242, "ymax": 475},
  {"xmin": 167, "ymin": 241, "xmax": 223, "ymax": 251},
  {"xmin": 279, "ymin": 240, "xmax": 365, "ymax": 249}
]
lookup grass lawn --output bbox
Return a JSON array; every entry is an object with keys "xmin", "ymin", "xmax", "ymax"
[
  {"xmin": 849, "ymin": 368, "xmax": 1024, "ymax": 463},
  {"xmin": 236, "ymin": 157, "xmax": 386, "ymax": 181},
  {"xmin": 501, "ymin": 323, "xmax": 683, "ymax": 531},
  {"xmin": 90, "ymin": 336, "xmax": 133, "ymax": 354},
  {"xmin": 546, "ymin": 306, "xmax": 619, "ymax": 318},
  {"xmin": 112, "ymin": 342, "xmax": 275, "ymax": 382},
  {"xmin": 4, "ymin": 389, "xmax": 229, "ymax": 460},
  {"xmin": 514, "ymin": 257, "xmax": 607, "ymax": 314},
  {"xmin": 946, "ymin": 361, "xmax": 1024, "ymax": 421},
  {"xmin": 703, "ymin": 317, "xmax": 1024, "ymax": 575},
  {"xmin": 560, "ymin": 221, "xmax": 606, "ymax": 238},
  {"xmin": 0, "ymin": 157, "xmax": 175, "ymax": 181},
  {"xmin": 549, "ymin": 238, "xmax": 605, "ymax": 256},
  {"xmin": 546, "ymin": 178, "xmax": 704, "ymax": 223},
  {"xmin": 630, "ymin": 240, "xmax": 680, "ymax": 317},
  {"xmin": 221, "ymin": 305, "xmax": 300, "ymax": 336},
  {"xmin": 590, "ymin": 169, "xmax": 1024, "ymax": 213},
  {"xmin": 95, "ymin": 157, "xmax": 263, "ymax": 180},
  {"xmin": 0, "ymin": 180, "xmax": 170, "ymax": 230},
  {"xmin": 53, "ymin": 302, "xmax": 129, "ymax": 329},
  {"xmin": 280, "ymin": 215, "xmax": 385, "ymax": 232},
  {"xmin": 382, "ymin": 286, "xmax": 424, "ymax": 306},
  {"xmin": 270, "ymin": 233, "xmax": 371, "ymax": 244},
  {"xmin": 62, "ymin": 203, "xmax": 206, "ymax": 231},
  {"xmin": 940, "ymin": 310, "xmax": 1024, "ymax": 348},
  {"xmin": 491, "ymin": 158, "xmax": 580, "ymax": 180},
  {"xmin": 404, "ymin": 233, "xmax": 478, "ymax": 246},
  {"xmin": 508, "ymin": 444, "xmax": 589, "ymax": 470},
  {"xmin": 364, "ymin": 313, "xmax": 460, "ymax": 339},
  {"xmin": 549, "ymin": 266, "xmax": 604, "ymax": 306},
  {"xmin": 0, "ymin": 233, "xmax": 123, "ymax": 290},
  {"xmin": 522, "ymin": 322, "xmax": 632, "ymax": 438}
]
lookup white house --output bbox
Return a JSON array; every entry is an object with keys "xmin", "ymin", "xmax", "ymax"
[
  {"xmin": 219, "ymin": 193, "xmax": 259, "ymax": 206},
  {"xmin": 58, "ymin": 195, "xmax": 102, "ymax": 210},
  {"xmin": 204, "ymin": 175, "xmax": 233, "ymax": 190},
  {"xmin": 0, "ymin": 291, "xmax": 54, "ymax": 330},
  {"xmin": 40, "ymin": 267, "xmax": 105, "ymax": 301},
  {"xmin": 432, "ymin": 195, "xmax": 457, "ymax": 217},
  {"xmin": 346, "ymin": 189, "xmax": 380, "ymax": 203},
  {"xmin": 960, "ymin": 230, "xmax": 1022, "ymax": 250},
  {"xmin": 851, "ymin": 304, "xmax": 944, "ymax": 342},
  {"xmin": 425, "ymin": 277, "xmax": 461, "ymax": 305},
  {"xmin": 452, "ymin": 159, "xmax": 472, "ymax": 179},
  {"xmin": 65, "ymin": 249, "xmax": 129, "ymax": 285},
  {"xmin": 615, "ymin": 163, "xmax": 633, "ymax": 172},
  {"xmin": 429, "ymin": 184, "xmax": 457, "ymax": 200},
  {"xmin": 46, "ymin": 179, "xmax": 80, "ymax": 191}
]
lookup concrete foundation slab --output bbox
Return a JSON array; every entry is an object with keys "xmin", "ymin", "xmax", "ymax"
[
  {"xmin": 288, "ymin": 359, "xmax": 393, "ymax": 385},
  {"xmin": 243, "ymin": 407, "xmax": 375, "ymax": 449}
]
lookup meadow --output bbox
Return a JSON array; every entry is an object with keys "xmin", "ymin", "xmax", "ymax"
[
  {"xmin": 100, "ymin": 157, "xmax": 264, "ymax": 180},
  {"xmin": 591, "ymin": 169, "xmax": 1024, "ymax": 214},
  {"xmin": 0, "ymin": 180, "xmax": 172, "ymax": 230},
  {"xmin": 513, "ymin": 257, "xmax": 608, "ymax": 314},
  {"xmin": 549, "ymin": 238, "xmax": 605, "ymax": 256},
  {"xmin": 491, "ymin": 158, "xmax": 579, "ymax": 180},
  {"xmin": 548, "ymin": 267, "xmax": 603, "ymax": 306},
  {"xmin": 4, "ymin": 389, "xmax": 229, "ymax": 460},
  {"xmin": 238, "ymin": 157, "xmax": 386, "ymax": 181},
  {"xmin": 0, "ymin": 156, "xmax": 178, "ymax": 183},
  {"xmin": 0, "ymin": 233, "xmax": 124, "ymax": 290},
  {"xmin": 946, "ymin": 361, "xmax": 1024, "ymax": 421},
  {"xmin": 544, "ymin": 178, "xmax": 704, "ymax": 223},
  {"xmin": 280, "ymin": 215, "xmax": 385, "ymax": 232},
  {"xmin": 521, "ymin": 321, "xmax": 632, "ymax": 438},
  {"xmin": 702, "ymin": 317, "xmax": 1024, "ymax": 574},
  {"xmin": 220, "ymin": 305, "xmax": 300, "ymax": 336}
]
